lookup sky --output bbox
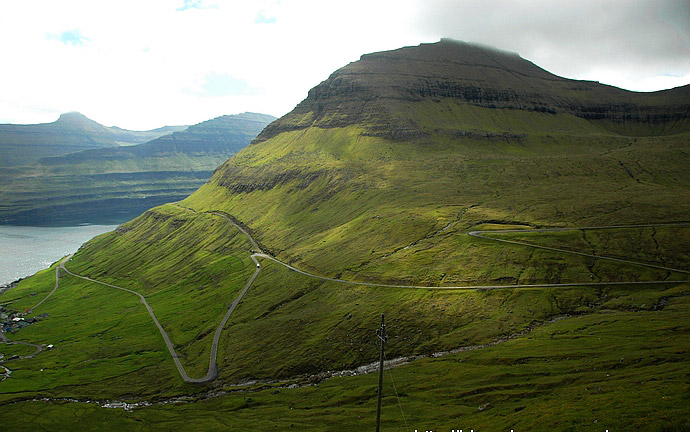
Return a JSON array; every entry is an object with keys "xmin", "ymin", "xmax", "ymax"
[{"xmin": 0, "ymin": 0, "xmax": 688, "ymax": 130}]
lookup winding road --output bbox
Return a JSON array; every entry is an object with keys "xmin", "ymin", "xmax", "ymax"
[
  {"xmin": 0, "ymin": 262, "xmax": 60, "ymax": 375},
  {"xmin": 14, "ymin": 212, "xmax": 690, "ymax": 383},
  {"xmin": 29, "ymin": 258, "xmax": 66, "ymax": 311},
  {"xmin": 469, "ymin": 223, "xmax": 690, "ymax": 276},
  {"xmin": 0, "ymin": 324, "xmax": 44, "ymax": 381},
  {"xmin": 251, "ymin": 221, "xmax": 690, "ymax": 289},
  {"xmin": 59, "ymin": 254, "xmax": 262, "ymax": 383}
]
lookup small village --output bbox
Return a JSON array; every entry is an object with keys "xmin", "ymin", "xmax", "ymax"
[
  {"xmin": 0, "ymin": 303, "xmax": 52, "ymax": 381},
  {"xmin": 0, "ymin": 303, "xmax": 49, "ymax": 335}
]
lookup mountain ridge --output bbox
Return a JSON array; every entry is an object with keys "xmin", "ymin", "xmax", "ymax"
[
  {"xmin": 191, "ymin": 39, "xmax": 690, "ymax": 281},
  {"xmin": 0, "ymin": 112, "xmax": 275, "ymax": 225},
  {"xmin": 254, "ymin": 39, "xmax": 689, "ymax": 144},
  {"xmin": 6, "ymin": 111, "xmax": 186, "ymax": 136},
  {"xmin": 0, "ymin": 112, "xmax": 188, "ymax": 166},
  {"xmin": 41, "ymin": 112, "xmax": 276, "ymax": 164}
]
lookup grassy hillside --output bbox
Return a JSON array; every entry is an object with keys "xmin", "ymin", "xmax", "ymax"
[
  {"xmin": 185, "ymin": 116, "xmax": 690, "ymax": 284},
  {"xmin": 0, "ymin": 113, "xmax": 275, "ymax": 225},
  {"xmin": 1, "ymin": 203, "xmax": 687, "ymax": 431},
  {"xmin": 2, "ymin": 292, "xmax": 688, "ymax": 431},
  {"xmin": 1, "ymin": 40, "xmax": 689, "ymax": 430}
]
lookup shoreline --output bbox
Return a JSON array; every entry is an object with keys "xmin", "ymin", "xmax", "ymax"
[{"xmin": 0, "ymin": 278, "xmax": 22, "ymax": 295}]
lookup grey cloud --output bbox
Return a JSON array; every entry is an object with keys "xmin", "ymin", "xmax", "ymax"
[{"xmin": 411, "ymin": 0, "xmax": 690, "ymax": 86}]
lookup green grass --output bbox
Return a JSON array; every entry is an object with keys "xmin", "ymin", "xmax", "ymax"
[
  {"xmin": 2, "ymin": 204, "xmax": 688, "ymax": 408},
  {"xmin": 183, "ymin": 120, "xmax": 690, "ymax": 285},
  {"xmin": 0, "ymin": 270, "xmax": 175, "ymax": 400},
  {"xmin": 0, "ymin": 343, "xmax": 37, "ymax": 358},
  {"xmin": 1, "ymin": 292, "xmax": 688, "ymax": 431},
  {"xmin": 168, "ymin": 111, "xmax": 689, "ymax": 429},
  {"xmin": 479, "ymin": 226, "xmax": 690, "ymax": 280},
  {"xmin": 2, "ymin": 97, "xmax": 689, "ymax": 429},
  {"xmin": 0, "ymin": 205, "xmax": 258, "ymax": 400}
]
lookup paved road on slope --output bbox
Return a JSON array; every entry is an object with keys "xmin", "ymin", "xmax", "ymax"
[
  {"xmin": 469, "ymin": 223, "xmax": 690, "ymax": 275},
  {"xmin": 252, "ymin": 221, "xmax": 690, "ymax": 289},
  {"xmin": 253, "ymin": 254, "xmax": 689, "ymax": 290},
  {"xmin": 0, "ymin": 257, "xmax": 70, "ymax": 371},
  {"xmin": 39, "ymin": 208, "xmax": 264, "ymax": 383},
  {"xmin": 210, "ymin": 211, "xmax": 263, "ymax": 252},
  {"xmin": 192, "ymin": 209, "xmax": 688, "ymax": 289},
  {"xmin": 60, "ymin": 257, "xmax": 261, "ymax": 384},
  {"xmin": 29, "ymin": 255, "xmax": 72, "ymax": 311},
  {"xmin": 52, "ymin": 213, "xmax": 690, "ymax": 383}
]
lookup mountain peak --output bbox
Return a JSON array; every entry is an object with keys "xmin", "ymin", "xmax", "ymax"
[
  {"xmin": 341, "ymin": 38, "xmax": 556, "ymax": 90},
  {"xmin": 252, "ymin": 40, "xmax": 689, "ymax": 143},
  {"xmin": 55, "ymin": 112, "xmax": 102, "ymax": 127},
  {"xmin": 360, "ymin": 39, "xmax": 523, "ymax": 65},
  {"xmin": 57, "ymin": 111, "xmax": 87, "ymax": 120},
  {"xmin": 252, "ymin": 40, "xmax": 559, "ymax": 143}
]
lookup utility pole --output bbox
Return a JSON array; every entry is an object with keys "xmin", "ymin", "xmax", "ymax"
[{"xmin": 376, "ymin": 313, "xmax": 387, "ymax": 432}]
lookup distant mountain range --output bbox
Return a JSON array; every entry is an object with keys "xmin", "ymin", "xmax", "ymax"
[
  {"xmin": 0, "ymin": 112, "xmax": 275, "ymax": 224},
  {"xmin": 41, "ymin": 113, "xmax": 275, "ymax": 164},
  {"xmin": 0, "ymin": 112, "xmax": 188, "ymax": 167}
]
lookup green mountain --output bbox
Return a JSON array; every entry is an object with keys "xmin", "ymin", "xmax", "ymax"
[
  {"xmin": 0, "ymin": 112, "xmax": 275, "ymax": 225},
  {"xmin": 187, "ymin": 40, "xmax": 690, "ymax": 280},
  {"xmin": 0, "ymin": 112, "xmax": 187, "ymax": 167},
  {"xmin": 1, "ymin": 40, "xmax": 689, "ymax": 431}
]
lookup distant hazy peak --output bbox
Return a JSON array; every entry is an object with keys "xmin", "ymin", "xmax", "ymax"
[
  {"xmin": 218, "ymin": 112, "xmax": 278, "ymax": 122},
  {"xmin": 56, "ymin": 111, "xmax": 92, "ymax": 122},
  {"xmin": 53, "ymin": 112, "xmax": 109, "ymax": 131}
]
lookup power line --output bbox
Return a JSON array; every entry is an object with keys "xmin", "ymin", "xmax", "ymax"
[{"xmin": 384, "ymin": 349, "xmax": 408, "ymax": 428}]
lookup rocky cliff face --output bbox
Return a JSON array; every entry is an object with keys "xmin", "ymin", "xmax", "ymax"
[{"xmin": 253, "ymin": 39, "xmax": 689, "ymax": 143}]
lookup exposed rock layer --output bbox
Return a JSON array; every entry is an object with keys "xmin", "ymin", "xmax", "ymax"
[{"xmin": 253, "ymin": 40, "xmax": 689, "ymax": 143}]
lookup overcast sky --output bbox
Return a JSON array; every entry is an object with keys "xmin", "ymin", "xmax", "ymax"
[{"xmin": 1, "ymin": 0, "xmax": 688, "ymax": 130}]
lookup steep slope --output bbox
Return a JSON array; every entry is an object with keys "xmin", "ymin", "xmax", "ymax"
[
  {"xmin": 0, "ymin": 113, "xmax": 275, "ymax": 225},
  {"xmin": 2, "ymin": 40, "xmax": 689, "ymax": 430},
  {"xmin": 185, "ymin": 40, "xmax": 690, "ymax": 282},
  {"xmin": 0, "ymin": 112, "xmax": 186, "ymax": 166}
]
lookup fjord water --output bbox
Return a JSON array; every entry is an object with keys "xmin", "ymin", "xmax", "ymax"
[{"xmin": 0, "ymin": 223, "xmax": 118, "ymax": 286}]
